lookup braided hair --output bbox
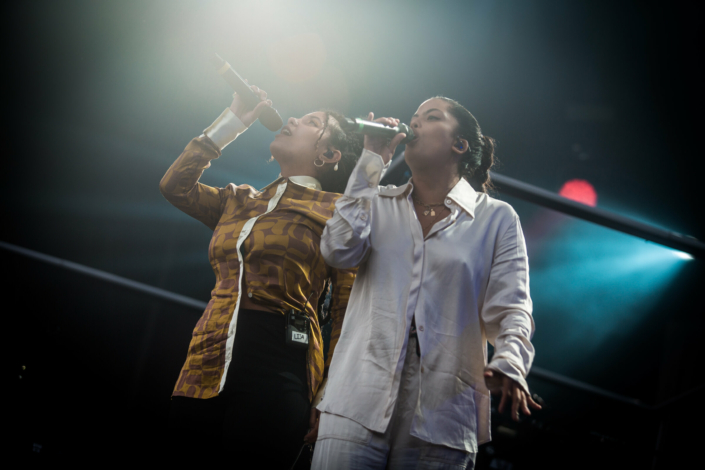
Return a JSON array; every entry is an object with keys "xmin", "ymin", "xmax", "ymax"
[
  {"xmin": 312, "ymin": 110, "xmax": 364, "ymax": 194},
  {"xmin": 433, "ymin": 96, "xmax": 496, "ymax": 193}
]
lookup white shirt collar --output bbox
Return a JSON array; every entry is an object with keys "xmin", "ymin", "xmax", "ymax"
[
  {"xmin": 379, "ymin": 177, "xmax": 478, "ymax": 218},
  {"xmin": 288, "ymin": 175, "xmax": 322, "ymax": 191}
]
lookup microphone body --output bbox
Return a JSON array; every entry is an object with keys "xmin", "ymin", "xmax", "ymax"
[
  {"xmin": 211, "ymin": 54, "xmax": 283, "ymax": 132},
  {"xmin": 339, "ymin": 117, "xmax": 415, "ymax": 144}
]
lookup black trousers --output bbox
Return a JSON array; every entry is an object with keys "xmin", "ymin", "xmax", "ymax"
[{"xmin": 169, "ymin": 309, "xmax": 310, "ymax": 469}]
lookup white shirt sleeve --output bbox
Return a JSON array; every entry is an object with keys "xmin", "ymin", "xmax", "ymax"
[
  {"xmin": 321, "ymin": 149, "xmax": 386, "ymax": 269},
  {"xmin": 482, "ymin": 214, "xmax": 535, "ymax": 394},
  {"xmin": 203, "ymin": 108, "xmax": 248, "ymax": 151}
]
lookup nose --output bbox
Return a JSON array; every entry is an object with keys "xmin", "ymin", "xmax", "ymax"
[{"xmin": 288, "ymin": 117, "xmax": 298, "ymax": 127}]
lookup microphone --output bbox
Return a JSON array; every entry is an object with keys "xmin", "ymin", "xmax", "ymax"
[
  {"xmin": 210, "ymin": 54, "xmax": 284, "ymax": 132},
  {"xmin": 339, "ymin": 117, "xmax": 415, "ymax": 145}
]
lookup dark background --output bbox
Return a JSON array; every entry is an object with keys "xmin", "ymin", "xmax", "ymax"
[{"xmin": 3, "ymin": 1, "xmax": 703, "ymax": 468}]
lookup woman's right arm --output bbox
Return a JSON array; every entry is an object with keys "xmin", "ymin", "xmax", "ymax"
[
  {"xmin": 159, "ymin": 86, "xmax": 272, "ymax": 230},
  {"xmin": 321, "ymin": 114, "xmax": 406, "ymax": 268},
  {"xmin": 320, "ymin": 149, "xmax": 382, "ymax": 268}
]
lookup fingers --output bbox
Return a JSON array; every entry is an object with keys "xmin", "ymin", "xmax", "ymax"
[
  {"xmin": 249, "ymin": 84, "xmax": 267, "ymax": 101},
  {"xmin": 373, "ymin": 116, "xmax": 400, "ymax": 128},
  {"xmin": 521, "ymin": 392, "xmax": 531, "ymax": 416},
  {"xmin": 367, "ymin": 112, "xmax": 374, "ymax": 120},
  {"xmin": 303, "ymin": 428, "xmax": 315, "ymax": 444},
  {"xmin": 491, "ymin": 373, "xmax": 542, "ymax": 421},
  {"xmin": 250, "ymin": 99, "xmax": 272, "ymax": 119},
  {"xmin": 230, "ymin": 82, "xmax": 271, "ymax": 126},
  {"xmin": 527, "ymin": 393, "xmax": 543, "ymax": 410},
  {"xmin": 304, "ymin": 409, "xmax": 321, "ymax": 444},
  {"xmin": 498, "ymin": 379, "xmax": 509, "ymax": 413},
  {"xmin": 511, "ymin": 385, "xmax": 521, "ymax": 421}
]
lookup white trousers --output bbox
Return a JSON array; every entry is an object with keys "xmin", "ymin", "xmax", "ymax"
[{"xmin": 311, "ymin": 337, "xmax": 475, "ymax": 470}]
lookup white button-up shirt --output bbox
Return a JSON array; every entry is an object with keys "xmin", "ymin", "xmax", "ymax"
[{"xmin": 318, "ymin": 149, "xmax": 535, "ymax": 453}]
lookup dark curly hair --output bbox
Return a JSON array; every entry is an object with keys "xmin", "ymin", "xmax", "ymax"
[
  {"xmin": 312, "ymin": 110, "xmax": 364, "ymax": 194},
  {"xmin": 433, "ymin": 96, "xmax": 496, "ymax": 193}
]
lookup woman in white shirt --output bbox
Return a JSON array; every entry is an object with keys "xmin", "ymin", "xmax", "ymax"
[{"xmin": 311, "ymin": 97, "xmax": 541, "ymax": 469}]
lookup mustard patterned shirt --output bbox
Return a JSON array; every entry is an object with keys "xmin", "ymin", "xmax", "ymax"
[{"xmin": 160, "ymin": 135, "xmax": 356, "ymax": 401}]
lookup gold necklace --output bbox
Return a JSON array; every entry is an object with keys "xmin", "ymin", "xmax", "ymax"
[
  {"xmin": 412, "ymin": 197, "xmax": 446, "ymax": 217},
  {"xmin": 419, "ymin": 205, "xmax": 449, "ymax": 234}
]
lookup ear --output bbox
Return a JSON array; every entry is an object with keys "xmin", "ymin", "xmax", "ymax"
[
  {"xmin": 451, "ymin": 138, "xmax": 469, "ymax": 155},
  {"xmin": 320, "ymin": 148, "xmax": 342, "ymax": 164}
]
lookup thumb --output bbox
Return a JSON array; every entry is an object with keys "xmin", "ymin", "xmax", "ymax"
[
  {"xmin": 250, "ymin": 99, "xmax": 272, "ymax": 119},
  {"xmin": 390, "ymin": 133, "xmax": 406, "ymax": 149}
]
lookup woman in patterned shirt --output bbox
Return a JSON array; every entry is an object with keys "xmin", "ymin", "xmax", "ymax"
[{"xmin": 160, "ymin": 84, "xmax": 361, "ymax": 467}]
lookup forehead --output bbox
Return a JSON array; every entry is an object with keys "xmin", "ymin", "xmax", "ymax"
[
  {"xmin": 301, "ymin": 111, "xmax": 327, "ymax": 121},
  {"xmin": 414, "ymin": 98, "xmax": 450, "ymax": 116}
]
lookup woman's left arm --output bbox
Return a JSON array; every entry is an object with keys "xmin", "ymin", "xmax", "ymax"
[{"xmin": 481, "ymin": 212, "xmax": 541, "ymax": 419}]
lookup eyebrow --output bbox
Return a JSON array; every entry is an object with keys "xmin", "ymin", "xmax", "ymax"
[
  {"xmin": 309, "ymin": 115, "xmax": 323, "ymax": 124},
  {"xmin": 412, "ymin": 108, "xmax": 443, "ymax": 118}
]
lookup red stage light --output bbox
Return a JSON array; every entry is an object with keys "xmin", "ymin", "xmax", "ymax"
[{"xmin": 559, "ymin": 179, "xmax": 597, "ymax": 207}]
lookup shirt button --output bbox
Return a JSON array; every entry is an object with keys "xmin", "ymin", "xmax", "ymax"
[
  {"xmin": 360, "ymin": 213, "xmax": 368, "ymax": 221},
  {"xmin": 418, "ymin": 325, "xmax": 424, "ymax": 332},
  {"xmin": 445, "ymin": 199, "xmax": 452, "ymax": 205},
  {"xmin": 247, "ymin": 292, "xmax": 253, "ymax": 298}
]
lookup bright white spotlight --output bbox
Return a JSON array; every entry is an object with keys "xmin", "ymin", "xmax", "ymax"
[{"xmin": 673, "ymin": 250, "xmax": 694, "ymax": 260}]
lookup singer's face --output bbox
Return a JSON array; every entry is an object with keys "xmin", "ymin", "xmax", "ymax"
[
  {"xmin": 405, "ymin": 99, "xmax": 459, "ymax": 169},
  {"xmin": 270, "ymin": 111, "xmax": 332, "ymax": 166}
]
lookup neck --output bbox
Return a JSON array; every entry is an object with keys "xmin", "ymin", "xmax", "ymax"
[
  {"xmin": 410, "ymin": 165, "xmax": 460, "ymax": 204},
  {"xmin": 278, "ymin": 159, "xmax": 319, "ymax": 179}
]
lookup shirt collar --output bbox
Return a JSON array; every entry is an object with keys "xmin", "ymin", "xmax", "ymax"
[
  {"xmin": 284, "ymin": 175, "xmax": 323, "ymax": 191},
  {"xmin": 270, "ymin": 173, "xmax": 323, "ymax": 191},
  {"xmin": 378, "ymin": 181, "xmax": 412, "ymax": 197},
  {"xmin": 445, "ymin": 177, "xmax": 477, "ymax": 218},
  {"xmin": 380, "ymin": 177, "xmax": 477, "ymax": 218}
]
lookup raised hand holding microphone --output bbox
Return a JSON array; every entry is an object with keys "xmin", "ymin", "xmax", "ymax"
[
  {"xmin": 211, "ymin": 53, "xmax": 283, "ymax": 131},
  {"xmin": 229, "ymin": 82, "xmax": 273, "ymax": 128},
  {"xmin": 362, "ymin": 112, "xmax": 407, "ymax": 165}
]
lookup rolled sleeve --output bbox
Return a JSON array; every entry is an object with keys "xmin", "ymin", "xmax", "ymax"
[
  {"xmin": 204, "ymin": 108, "xmax": 247, "ymax": 151},
  {"xmin": 482, "ymin": 214, "xmax": 535, "ymax": 394},
  {"xmin": 321, "ymin": 149, "xmax": 385, "ymax": 269}
]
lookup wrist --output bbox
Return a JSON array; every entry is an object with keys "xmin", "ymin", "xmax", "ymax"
[
  {"xmin": 229, "ymin": 104, "xmax": 254, "ymax": 128},
  {"xmin": 204, "ymin": 108, "xmax": 248, "ymax": 151}
]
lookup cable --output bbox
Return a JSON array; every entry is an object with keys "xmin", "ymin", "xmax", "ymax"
[{"xmin": 288, "ymin": 443, "xmax": 313, "ymax": 470}]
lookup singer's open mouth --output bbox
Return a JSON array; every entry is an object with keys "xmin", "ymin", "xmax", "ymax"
[{"xmin": 280, "ymin": 126, "xmax": 292, "ymax": 136}]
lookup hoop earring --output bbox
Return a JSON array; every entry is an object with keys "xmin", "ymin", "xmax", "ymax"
[{"xmin": 313, "ymin": 157, "xmax": 325, "ymax": 168}]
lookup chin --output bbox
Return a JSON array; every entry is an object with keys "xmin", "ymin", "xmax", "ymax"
[
  {"xmin": 403, "ymin": 146, "xmax": 420, "ymax": 166},
  {"xmin": 269, "ymin": 140, "xmax": 284, "ymax": 162},
  {"xmin": 404, "ymin": 146, "xmax": 435, "ymax": 172},
  {"xmin": 269, "ymin": 139, "xmax": 279, "ymax": 154}
]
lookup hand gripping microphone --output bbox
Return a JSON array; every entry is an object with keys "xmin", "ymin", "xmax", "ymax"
[
  {"xmin": 211, "ymin": 54, "xmax": 284, "ymax": 132},
  {"xmin": 339, "ymin": 117, "xmax": 416, "ymax": 145}
]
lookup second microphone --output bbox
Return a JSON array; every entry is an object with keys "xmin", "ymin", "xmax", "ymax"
[{"xmin": 339, "ymin": 118, "xmax": 415, "ymax": 145}]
